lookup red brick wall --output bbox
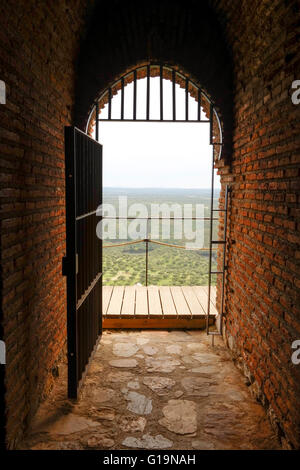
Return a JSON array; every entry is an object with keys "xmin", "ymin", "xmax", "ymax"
[
  {"xmin": 213, "ymin": 0, "xmax": 300, "ymax": 449},
  {"xmin": 0, "ymin": 0, "xmax": 91, "ymax": 448},
  {"xmin": 0, "ymin": 0, "xmax": 299, "ymax": 450}
]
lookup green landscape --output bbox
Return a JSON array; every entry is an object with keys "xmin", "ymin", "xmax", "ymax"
[{"xmin": 102, "ymin": 188, "xmax": 220, "ymax": 286}]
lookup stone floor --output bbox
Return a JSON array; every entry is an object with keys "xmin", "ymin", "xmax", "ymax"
[{"xmin": 19, "ymin": 330, "xmax": 280, "ymax": 450}]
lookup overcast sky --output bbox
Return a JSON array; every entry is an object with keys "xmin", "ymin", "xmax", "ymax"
[{"xmin": 94, "ymin": 77, "xmax": 220, "ymax": 189}]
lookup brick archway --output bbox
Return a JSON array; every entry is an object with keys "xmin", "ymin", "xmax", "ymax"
[
  {"xmin": 85, "ymin": 63, "xmax": 223, "ymax": 155},
  {"xmin": 74, "ymin": 0, "xmax": 233, "ymax": 162}
]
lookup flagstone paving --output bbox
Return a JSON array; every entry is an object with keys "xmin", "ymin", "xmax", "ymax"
[{"xmin": 19, "ymin": 330, "xmax": 280, "ymax": 450}]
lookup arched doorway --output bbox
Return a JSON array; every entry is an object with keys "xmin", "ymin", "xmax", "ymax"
[{"xmin": 64, "ymin": 64, "xmax": 229, "ymax": 398}]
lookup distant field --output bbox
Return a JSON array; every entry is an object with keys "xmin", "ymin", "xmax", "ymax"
[{"xmin": 102, "ymin": 188, "xmax": 220, "ymax": 286}]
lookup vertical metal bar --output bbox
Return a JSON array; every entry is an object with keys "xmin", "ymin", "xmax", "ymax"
[
  {"xmin": 145, "ymin": 219, "xmax": 149, "ymax": 286},
  {"xmin": 172, "ymin": 69, "xmax": 176, "ymax": 121},
  {"xmin": 145, "ymin": 240, "xmax": 149, "ymax": 287},
  {"xmin": 185, "ymin": 78, "xmax": 189, "ymax": 121},
  {"xmin": 219, "ymin": 185, "xmax": 229, "ymax": 334},
  {"xmin": 206, "ymin": 145, "xmax": 215, "ymax": 335},
  {"xmin": 108, "ymin": 88, "xmax": 112, "ymax": 120},
  {"xmin": 95, "ymin": 102, "xmax": 99, "ymax": 142},
  {"xmin": 210, "ymin": 103, "xmax": 214, "ymax": 145},
  {"xmin": 121, "ymin": 78, "xmax": 124, "ymax": 120},
  {"xmin": 197, "ymin": 88, "xmax": 201, "ymax": 121},
  {"xmin": 160, "ymin": 65, "xmax": 163, "ymax": 121},
  {"xmin": 99, "ymin": 142, "xmax": 103, "ymax": 334},
  {"xmin": 64, "ymin": 126, "xmax": 78, "ymax": 399},
  {"xmin": 146, "ymin": 65, "xmax": 150, "ymax": 121},
  {"xmin": 84, "ymin": 137, "xmax": 88, "ymax": 371},
  {"xmin": 133, "ymin": 70, "xmax": 137, "ymax": 120}
]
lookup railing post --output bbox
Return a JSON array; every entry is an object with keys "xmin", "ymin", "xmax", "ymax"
[
  {"xmin": 145, "ymin": 239, "xmax": 148, "ymax": 287},
  {"xmin": 145, "ymin": 218, "xmax": 149, "ymax": 286}
]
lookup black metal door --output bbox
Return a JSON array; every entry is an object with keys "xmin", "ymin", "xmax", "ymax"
[{"xmin": 63, "ymin": 126, "xmax": 102, "ymax": 399}]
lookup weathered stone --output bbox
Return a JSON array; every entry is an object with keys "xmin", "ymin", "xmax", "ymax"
[
  {"xmin": 143, "ymin": 345, "xmax": 158, "ymax": 356},
  {"xmin": 22, "ymin": 330, "xmax": 280, "ymax": 452},
  {"xmin": 119, "ymin": 416, "xmax": 147, "ymax": 432},
  {"xmin": 124, "ymin": 391, "xmax": 152, "ymax": 415},
  {"xmin": 88, "ymin": 362, "xmax": 104, "ymax": 374},
  {"xmin": 182, "ymin": 356, "xmax": 198, "ymax": 365},
  {"xmin": 187, "ymin": 343, "xmax": 207, "ymax": 352},
  {"xmin": 89, "ymin": 387, "xmax": 117, "ymax": 404},
  {"xmin": 202, "ymin": 403, "xmax": 245, "ymax": 440},
  {"xmin": 46, "ymin": 414, "xmax": 100, "ymax": 435},
  {"xmin": 109, "ymin": 359, "xmax": 138, "ymax": 368},
  {"xmin": 192, "ymin": 440, "xmax": 215, "ymax": 450},
  {"xmin": 122, "ymin": 434, "xmax": 173, "ymax": 449},
  {"xmin": 223, "ymin": 389, "xmax": 245, "ymax": 402},
  {"xmin": 146, "ymin": 356, "xmax": 180, "ymax": 373},
  {"xmin": 166, "ymin": 344, "xmax": 182, "ymax": 355},
  {"xmin": 167, "ymin": 331, "xmax": 190, "ymax": 342},
  {"xmin": 181, "ymin": 376, "xmax": 217, "ymax": 396},
  {"xmin": 31, "ymin": 441, "xmax": 85, "ymax": 450},
  {"xmin": 143, "ymin": 376, "xmax": 176, "ymax": 396},
  {"xmin": 91, "ymin": 408, "xmax": 115, "ymax": 421},
  {"xmin": 84, "ymin": 376, "xmax": 100, "ymax": 386},
  {"xmin": 113, "ymin": 343, "xmax": 139, "ymax": 357},
  {"xmin": 192, "ymin": 353, "xmax": 221, "ymax": 364},
  {"xmin": 137, "ymin": 338, "xmax": 149, "ymax": 345},
  {"xmin": 107, "ymin": 371, "xmax": 134, "ymax": 382},
  {"xmin": 86, "ymin": 436, "xmax": 114, "ymax": 448},
  {"xmin": 159, "ymin": 400, "xmax": 197, "ymax": 435},
  {"xmin": 100, "ymin": 339, "xmax": 112, "ymax": 345},
  {"xmin": 127, "ymin": 379, "xmax": 140, "ymax": 390},
  {"xmin": 174, "ymin": 390, "xmax": 184, "ymax": 398},
  {"xmin": 190, "ymin": 365, "xmax": 220, "ymax": 375}
]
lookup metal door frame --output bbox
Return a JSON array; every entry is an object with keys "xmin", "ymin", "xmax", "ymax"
[{"xmin": 64, "ymin": 126, "xmax": 103, "ymax": 399}]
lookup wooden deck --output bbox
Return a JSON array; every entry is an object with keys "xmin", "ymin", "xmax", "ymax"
[{"xmin": 103, "ymin": 285, "xmax": 217, "ymax": 329}]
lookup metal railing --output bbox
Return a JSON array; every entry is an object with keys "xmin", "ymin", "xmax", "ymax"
[{"xmin": 102, "ymin": 216, "xmax": 219, "ymax": 286}]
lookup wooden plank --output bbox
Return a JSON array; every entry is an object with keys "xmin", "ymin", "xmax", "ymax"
[
  {"xmin": 170, "ymin": 286, "xmax": 191, "ymax": 316},
  {"xmin": 102, "ymin": 286, "xmax": 113, "ymax": 316},
  {"xmin": 103, "ymin": 316, "xmax": 215, "ymax": 330},
  {"xmin": 135, "ymin": 286, "xmax": 148, "ymax": 315},
  {"xmin": 182, "ymin": 286, "xmax": 205, "ymax": 315},
  {"xmin": 195, "ymin": 286, "xmax": 218, "ymax": 315},
  {"xmin": 159, "ymin": 286, "xmax": 177, "ymax": 316},
  {"xmin": 192, "ymin": 286, "xmax": 209, "ymax": 314},
  {"xmin": 106, "ymin": 286, "xmax": 124, "ymax": 316},
  {"xmin": 121, "ymin": 286, "xmax": 136, "ymax": 316},
  {"xmin": 148, "ymin": 286, "xmax": 162, "ymax": 316},
  {"xmin": 201, "ymin": 286, "xmax": 218, "ymax": 315}
]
